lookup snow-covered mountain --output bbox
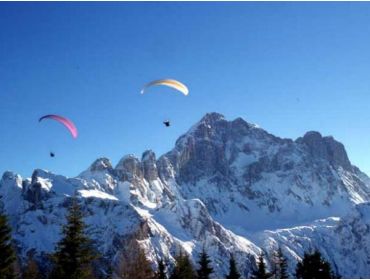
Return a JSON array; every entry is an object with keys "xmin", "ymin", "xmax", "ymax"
[{"xmin": 1, "ymin": 112, "xmax": 370, "ymax": 278}]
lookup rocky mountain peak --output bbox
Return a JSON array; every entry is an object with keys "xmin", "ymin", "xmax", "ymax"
[
  {"xmin": 88, "ymin": 158, "xmax": 113, "ymax": 173},
  {"xmin": 30, "ymin": 169, "xmax": 51, "ymax": 184},
  {"xmin": 323, "ymin": 136, "xmax": 352, "ymax": 170},
  {"xmin": 296, "ymin": 131, "xmax": 352, "ymax": 170},
  {"xmin": 199, "ymin": 112, "xmax": 226, "ymax": 124},
  {"xmin": 115, "ymin": 155, "xmax": 143, "ymax": 181},
  {"xmin": 0, "ymin": 171, "xmax": 23, "ymax": 196},
  {"xmin": 141, "ymin": 150, "xmax": 158, "ymax": 181},
  {"xmin": 184, "ymin": 112, "xmax": 228, "ymax": 142},
  {"xmin": 296, "ymin": 131, "xmax": 327, "ymax": 159},
  {"xmin": 1, "ymin": 171, "xmax": 19, "ymax": 182},
  {"xmin": 142, "ymin": 150, "xmax": 156, "ymax": 162}
]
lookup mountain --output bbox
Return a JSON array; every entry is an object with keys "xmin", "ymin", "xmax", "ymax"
[{"xmin": 1, "ymin": 112, "xmax": 370, "ymax": 277}]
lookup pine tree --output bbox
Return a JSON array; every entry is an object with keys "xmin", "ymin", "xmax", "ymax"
[
  {"xmin": 271, "ymin": 248, "xmax": 288, "ymax": 279},
  {"xmin": 0, "ymin": 213, "xmax": 16, "ymax": 279},
  {"xmin": 155, "ymin": 258, "xmax": 167, "ymax": 279},
  {"xmin": 22, "ymin": 255, "xmax": 41, "ymax": 279},
  {"xmin": 117, "ymin": 240, "xmax": 154, "ymax": 278},
  {"xmin": 295, "ymin": 250, "xmax": 333, "ymax": 279},
  {"xmin": 251, "ymin": 252, "xmax": 271, "ymax": 279},
  {"xmin": 270, "ymin": 250, "xmax": 278, "ymax": 279},
  {"xmin": 50, "ymin": 198, "xmax": 97, "ymax": 278},
  {"xmin": 225, "ymin": 254, "xmax": 241, "ymax": 279},
  {"xmin": 196, "ymin": 248, "xmax": 214, "ymax": 279},
  {"xmin": 277, "ymin": 248, "xmax": 288, "ymax": 279},
  {"xmin": 170, "ymin": 250, "xmax": 196, "ymax": 279}
]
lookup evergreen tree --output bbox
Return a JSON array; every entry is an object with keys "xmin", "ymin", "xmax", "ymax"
[
  {"xmin": 22, "ymin": 255, "xmax": 41, "ymax": 279},
  {"xmin": 271, "ymin": 248, "xmax": 288, "ymax": 279},
  {"xmin": 277, "ymin": 248, "xmax": 288, "ymax": 279},
  {"xmin": 50, "ymin": 198, "xmax": 97, "ymax": 278},
  {"xmin": 196, "ymin": 248, "xmax": 214, "ymax": 279},
  {"xmin": 117, "ymin": 240, "xmax": 154, "ymax": 278},
  {"xmin": 0, "ymin": 213, "xmax": 16, "ymax": 279},
  {"xmin": 270, "ymin": 251, "xmax": 278, "ymax": 279},
  {"xmin": 156, "ymin": 258, "xmax": 167, "ymax": 279},
  {"xmin": 251, "ymin": 252, "xmax": 271, "ymax": 279},
  {"xmin": 225, "ymin": 254, "xmax": 241, "ymax": 279},
  {"xmin": 170, "ymin": 251, "xmax": 196, "ymax": 279},
  {"xmin": 295, "ymin": 250, "xmax": 333, "ymax": 279}
]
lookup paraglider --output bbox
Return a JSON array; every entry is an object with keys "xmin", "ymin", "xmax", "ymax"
[
  {"xmin": 38, "ymin": 114, "xmax": 78, "ymax": 138},
  {"xmin": 163, "ymin": 120, "xmax": 171, "ymax": 127},
  {"xmin": 141, "ymin": 79, "xmax": 188, "ymax": 127},
  {"xmin": 39, "ymin": 114, "xmax": 77, "ymax": 158},
  {"xmin": 141, "ymin": 79, "xmax": 189, "ymax": 96}
]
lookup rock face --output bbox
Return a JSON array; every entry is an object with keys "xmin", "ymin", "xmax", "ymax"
[
  {"xmin": 1, "ymin": 112, "xmax": 370, "ymax": 278},
  {"xmin": 115, "ymin": 155, "xmax": 143, "ymax": 182},
  {"xmin": 142, "ymin": 150, "xmax": 158, "ymax": 181},
  {"xmin": 296, "ymin": 131, "xmax": 352, "ymax": 171}
]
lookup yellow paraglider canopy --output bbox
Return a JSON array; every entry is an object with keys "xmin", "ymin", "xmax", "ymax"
[{"xmin": 141, "ymin": 79, "xmax": 189, "ymax": 96}]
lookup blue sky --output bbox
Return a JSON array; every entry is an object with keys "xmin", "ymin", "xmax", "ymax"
[{"xmin": 2, "ymin": 2, "xmax": 370, "ymax": 177}]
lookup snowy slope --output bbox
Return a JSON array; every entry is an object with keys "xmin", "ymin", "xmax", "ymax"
[{"xmin": 1, "ymin": 112, "xmax": 370, "ymax": 277}]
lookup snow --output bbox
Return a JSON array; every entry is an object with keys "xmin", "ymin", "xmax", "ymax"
[{"xmin": 78, "ymin": 189, "xmax": 118, "ymax": 201}]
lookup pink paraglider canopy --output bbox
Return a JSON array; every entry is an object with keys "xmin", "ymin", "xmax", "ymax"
[{"xmin": 39, "ymin": 114, "xmax": 78, "ymax": 139}]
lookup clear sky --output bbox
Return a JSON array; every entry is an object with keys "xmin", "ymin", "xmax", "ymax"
[{"xmin": 2, "ymin": 2, "xmax": 370, "ymax": 177}]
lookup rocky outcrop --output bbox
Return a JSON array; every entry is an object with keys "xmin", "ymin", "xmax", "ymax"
[
  {"xmin": 115, "ymin": 155, "xmax": 143, "ymax": 182},
  {"xmin": 296, "ymin": 131, "xmax": 352, "ymax": 171},
  {"xmin": 141, "ymin": 150, "xmax": 158, "ymax": 181},
  {"xmin": 89, "ymin": 158, "xmax": 114, "ymax": 173}
]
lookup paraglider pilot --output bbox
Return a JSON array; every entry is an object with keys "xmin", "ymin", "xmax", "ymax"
[{"xmin": 163, "ymin": 120, "xmax": 171, "ymax": 127}]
